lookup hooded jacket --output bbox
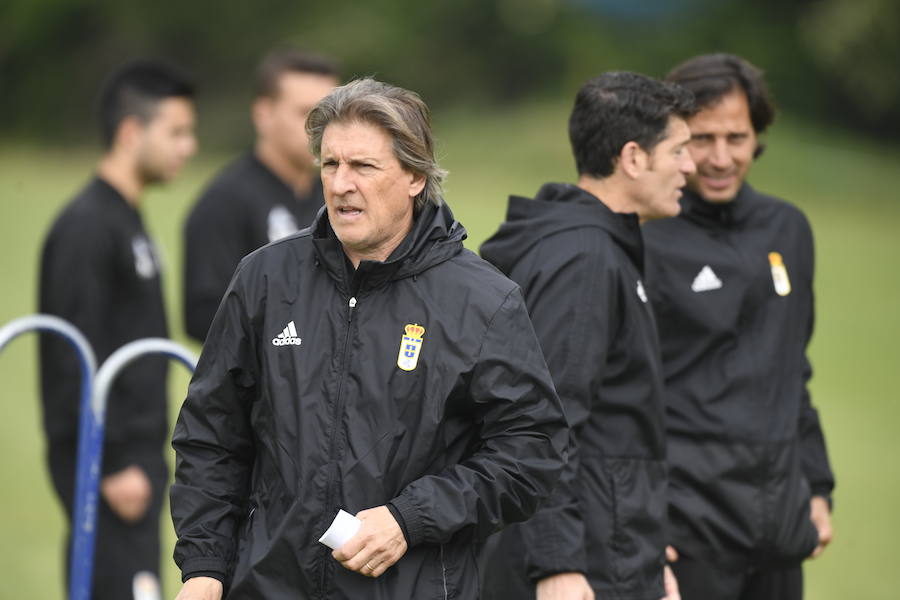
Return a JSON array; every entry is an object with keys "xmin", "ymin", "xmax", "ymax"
[
  {"xmin": 171, "ymin": 201, "xmax": 568, "ymax": 599},
  {"xmin": 479, "ymin": 184, "xmax": 667, "ymax": 600},
  {"xmin": 642, "ymin": 184, "xmax": 834, "ymax": 568}
]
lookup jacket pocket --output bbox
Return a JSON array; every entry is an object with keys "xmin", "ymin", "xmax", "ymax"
[{"xmin": 586, "ymin": 457, "xmax": 667, "ymax": 594}]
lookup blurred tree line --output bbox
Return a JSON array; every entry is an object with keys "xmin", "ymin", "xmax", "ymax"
[{"xmin": 1, "ymin": 0, "xmax": 897, "ymax": 147}]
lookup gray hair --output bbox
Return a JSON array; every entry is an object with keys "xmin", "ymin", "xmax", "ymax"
[{"xmin": 306, "ymin": 78, "xmax": 447, "ymax": 212}]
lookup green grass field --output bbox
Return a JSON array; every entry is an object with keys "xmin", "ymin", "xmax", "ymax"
[{"xmin": 1, "ymin": 101, "xmax": 898, "ymax": 598}]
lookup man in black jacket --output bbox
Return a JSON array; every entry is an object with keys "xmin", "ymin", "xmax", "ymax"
[
  {"xmin": 480, "ymin": 71, "xmax": 696, "ymax": 600},
  {"xmin": 40, "ymin": 59, "xmax": 196, "ymax": 598},
  {"xmin": 642, "ymin": 53, "xmax": 835, "ymax": 600},
  {"xmin": 183, "ymin": 48, "xmax": 338, "ymax": 342},
  {"xmin": 171, "ymin": 78, "xmax": 568, "ymax": 600}
]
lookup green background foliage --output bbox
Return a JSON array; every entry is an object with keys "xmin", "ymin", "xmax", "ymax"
[
  {"xmin": 1, "ymin": 1, "xmax": 899, "ymax": 597},
  {"xmin": 1, "ymin": 101, "xmax": 899, "ymax": 598}
]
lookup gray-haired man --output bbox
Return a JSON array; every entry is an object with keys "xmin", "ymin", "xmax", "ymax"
[{"xmin": 171, "ymin": 78, "xmax": 567, "ymax": 599}]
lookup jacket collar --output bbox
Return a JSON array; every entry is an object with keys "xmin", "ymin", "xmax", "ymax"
[
  {"xmin": 311, "ymin": 201, "xmax": 466, "ymax": 296},
  {"xmin": 680, "ymin": 182, "xmax": 756, "ymax": 229}
]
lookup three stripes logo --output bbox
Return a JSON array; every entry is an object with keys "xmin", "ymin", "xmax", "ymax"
[{"xmin": 272, "ymin": 321, "xmax": 302, "ymax": 346}]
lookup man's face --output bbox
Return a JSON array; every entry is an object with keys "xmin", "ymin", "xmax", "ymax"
[
  {"xmin": 685, "ymin": 88, "xmax": 758, "ymax": 203},
  {"xmin": 257, "ymin": 72, "xmax": 337, "ymax": 170},
  {"xmin": 320, "ymin": 120, "xmax": 425, "ymax": 265},
  {"xmin": 638, "ymin": 116, "xmax": 695, "ymax": 221},
  {"xmin": 136, "ymin": 97, "xmax": 197, "ymax": 184}
]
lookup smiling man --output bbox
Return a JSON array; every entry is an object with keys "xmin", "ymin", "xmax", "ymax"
[
  {"xmin": 642, "ymin": 54, "xmax": 836, "ymax": 600},
  {"xmin": 480, "ymin": 71, "xmax": 695, "ymax": 600},
  {"xmin": 170, "ymin": 78, "xmax": 568, "ymax": 600}
]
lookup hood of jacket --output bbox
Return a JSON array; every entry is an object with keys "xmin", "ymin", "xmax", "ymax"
[
  {"xmin": 480, "ymin": 183, "xmax": 644, "ymax": 275},
  {"xmin": 311, "ymin": 200, "xmax": 466, "ymax": 294}
]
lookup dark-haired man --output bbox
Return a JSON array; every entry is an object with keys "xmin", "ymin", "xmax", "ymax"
[
  {"xmin": 183, "ymin": 48, "xmax": 339, "ymax": 342},
  {"xmin": 643, "ymin": 53, "xmax": 835, "ymax": 600},
  {"xmin": 480, "ymin": 71, "xmax": 695, "ymax": 600},
  {"xmin": 39, "ymin": 59, "xmax": 196, "ymax": 598}
]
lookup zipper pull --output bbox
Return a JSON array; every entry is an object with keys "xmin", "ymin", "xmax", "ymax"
[{"xmin": 348, "ymin": 296, "xmax": 357, "ymax": 322}]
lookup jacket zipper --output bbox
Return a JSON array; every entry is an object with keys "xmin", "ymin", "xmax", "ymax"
[{"xmin": 318, "ymin": 295, "xmax": 357, "ymax": 595}]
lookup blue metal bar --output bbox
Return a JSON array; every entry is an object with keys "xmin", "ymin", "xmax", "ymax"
[{"xmin": 0, "ymin": 315, "xmax": 97, "ymax": 600}]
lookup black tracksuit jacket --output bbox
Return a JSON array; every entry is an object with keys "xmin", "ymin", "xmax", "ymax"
[
  {"xmin": 183, "ymin": 152, "xmax": 324, "ymax": 342},
  {"xmin": 39, "ymin": 176, "xmax": 170, "ymax": 485},
  {"xmin": 171, "ymin": 202, "xmax": 568, "ymax": 599},
  {"xmin": 642, "ymin": 184, "xmax": 835, "ymax": 568},
  {"xmin": 479, "ymin": 184, "xmax": 667, "ymax": 600},
  {"xmin": 39, "ymin": 177, "xmax": 170, "ymax": 596}
]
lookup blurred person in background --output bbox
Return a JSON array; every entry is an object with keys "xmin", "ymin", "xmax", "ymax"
[
  {"xmin": 182, "ymin": 47, "xmax": 339, "ymax": 343},
  {"xmin": 170, "ymin": 78, "xmax": 567, "ymax": 600},
  {"xmin": 642, "ymin": 53, "xmax": 835, "ymax": 600},
  {"xmin": 480, "ymin": 71, "xmax": 696, "ymax": 600},
  {"xmin": 39, "ymin": 59, "xmax": 197, "ymax": 599}
]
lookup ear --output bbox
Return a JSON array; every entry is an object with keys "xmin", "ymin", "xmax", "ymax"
[
  {"xmin": 619, "ymin": 140, "xmax": 648, "ymax": 179},
  {"xmin": 408, "ymin": 171, "xmax": 427, "ymax": 199},
  {"xmin": 114, "ymin": 115, "xmax": 145, "ymax": 152},
  {"xmin": 252, "ymin": 97, "xmax": 272, "ymax": 134}
]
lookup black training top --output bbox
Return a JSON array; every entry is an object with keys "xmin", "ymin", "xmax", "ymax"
[
  {"xmin": 171, "ymin": 201, "xmax": 568, "ymax": 598},
  {"xmin": 480, "ymin": 183, "xmax": 667, "ymax": 599},
  {"xmin": 39, "ymin": 176, "xmax": 169, "ymax": 475},
  {"xmin": 643, "ymin": 183, "xmax": 835, "ymax": 567},
  {"xmin": 183, "ymin": 152, "xmax": 324, "ymax": 342}
]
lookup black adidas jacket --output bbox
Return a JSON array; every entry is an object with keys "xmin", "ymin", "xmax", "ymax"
[
  {"xmin": 183, "ymin": 152, "xmax": 324, "ymax": 342},
  {"xmin": 171, "ymin": 202, "xmax": 568, "ymax": 599},
  {"xmin": 39, "ymin": 177, "xmax": 169, "ymax": 492},
  {"xmin": 479, "ymin": 183, "xmax": 667, "ymax": 600},
  {"xmin": 643, "ymin": 184, "xmax": 834, "ymax": 567}
]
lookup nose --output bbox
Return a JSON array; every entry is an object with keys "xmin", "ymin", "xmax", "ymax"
[
  {"xmin": 329, "ymin": 163, "xmax": 356, "ymax": 196},
  {"xmin": 185, "ymin": 134, "xmax": 198, "ymax": 159},
  {"xmin": 708, "ymin": 137, "xmax": 733, "ymax": 170},
  {"xmin": 682, "ymin": 153, "xmax": 697, "ymax": 175}
]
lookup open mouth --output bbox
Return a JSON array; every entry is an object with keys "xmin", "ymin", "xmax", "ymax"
[{"xmin": 336, "ymin": 206, "xmax": 363, "ymax": 217}]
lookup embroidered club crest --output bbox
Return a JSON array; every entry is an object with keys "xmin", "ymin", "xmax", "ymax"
[
  {"xmin": 397, "ymin": 324, "xmax": 425, "ymax": 371},
  {"xmin": 768, "ymin": 252, "xmax": 792, "ymax": 296}
]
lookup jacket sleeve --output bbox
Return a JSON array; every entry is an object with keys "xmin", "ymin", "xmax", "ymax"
[
  {"xmin": 517, "ymin": 232, "xmax": 611, "ymax": 580},
  {"xmin": 796, "ymin": 231, "xmax": 835, "ymax": 504},
  {"xmin": 183, "ymin": 187, "xmax": 248, "ymax": 343},
  {"xmin": 798, "ymin": 359, "xmax": 834, "ymax": 502},
  {"xmin": 171, "ymin": 264, "xmax": 258, "ymax": 581},
  {"xmin": 389, "ymin": 287, "xmax": 568, "ymax": 548},
  {"xmin": 39, "ymin": 213, "xmax": 114, "ymax": 447}
]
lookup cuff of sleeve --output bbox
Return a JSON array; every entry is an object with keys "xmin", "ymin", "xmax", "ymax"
[
  {"xmin": 386, "ymin": 502, "xmax": 410, "ymax": 545},
  {"xmin": 389, "ymin": 493, "xmax": 426, "ymax": 547},
  {"xmin": 180, "ymin": 557, "xmax": 228, "ymax": 583},
  {"xmin": 811, "ymin": 492, "xmax": 834, "ymax": 512},
  {"xmin": 182, "ymin": 571, "xmax": 225, "ymax": 585}
]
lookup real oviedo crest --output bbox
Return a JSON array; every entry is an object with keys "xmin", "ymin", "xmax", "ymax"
[{"xmin": 397, "ymin": 324, "xmax": 426, "ymax": 371}]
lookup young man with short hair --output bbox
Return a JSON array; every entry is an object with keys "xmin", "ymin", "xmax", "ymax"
[{"xmin": 39, "ymin": 58, "xmax": 197, "ymax": 599}]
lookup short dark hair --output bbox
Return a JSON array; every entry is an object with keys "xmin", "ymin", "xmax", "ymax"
[
  {"xmin": 255, "ymin": 48, "xmax": 340, "ymax": 98},
  {"xmin": 569, "ymin": 71, "xmax": 696, "ymax": 178},
  {"xmin": 97, "ymin": 59, "xmax": 194, "ymax": 148},
  {"xmin": 666, "ymin": 53, "xmax": 775, "ymax": 135}
]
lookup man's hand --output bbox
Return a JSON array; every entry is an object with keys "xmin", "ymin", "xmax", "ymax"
[
  {"xmin": 809, "ymin": 495, "xmax": 833, "ymax": 558},
  {"xmin": 333, "ymin": 506, "xmax": 408, "ymax": 578},
  {"xmin": 174, "ymin": 576, "xmax": 223, "ymax": 600},
  {"xmin": 535, "ymin": 572, "xmax": 594, "ymax": 600},
  {"xmin": 101, "ymin": 465, "xmax": 151, "ymax": 522}
]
